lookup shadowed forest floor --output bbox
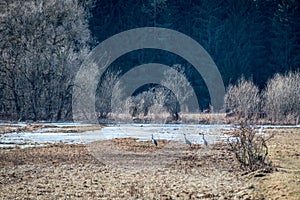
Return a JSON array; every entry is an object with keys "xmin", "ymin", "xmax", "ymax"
[{"xmin": 0, "ymin": 128, "xmax": 299, "ymax": 199}]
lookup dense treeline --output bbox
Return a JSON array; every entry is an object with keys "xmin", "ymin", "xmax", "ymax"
[
  {"xmin": 90, "ymin": 0, "xmax": 300, "ymax": 87},
  {"xmin": 0, "ymin": 0, "xmax": 299, "ymax": 121},
  {"xmin": 90, "ymin": 0, "xmax": 300, "ymax": 115}
]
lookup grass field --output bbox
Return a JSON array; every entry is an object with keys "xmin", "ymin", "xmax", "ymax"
[
  {"xmin": 249, "ymin": 128, "xmax": 300, "ymax": 199},
  {"xmin": 0, "ymin": 126, "xmax": 299, "ymax": 199}
]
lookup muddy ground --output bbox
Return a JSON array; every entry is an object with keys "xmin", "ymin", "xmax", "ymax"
[{"xmin": 0, "ymin": 128, "xmax": 299, "ymax": 199}]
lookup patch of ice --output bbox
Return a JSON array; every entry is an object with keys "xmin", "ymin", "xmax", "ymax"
[{"xmin": 1, "ymin": 123, "xmax": 298, "ymax": 149}]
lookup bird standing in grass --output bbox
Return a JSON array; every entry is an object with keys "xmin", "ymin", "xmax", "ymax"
[
  {"xmin": 151, "ymin": 134, "xmax": 158, "ymax": 146},
  {"xmin": 199, "ymin": 132, "xmax": 208, "ymax": 146},
  {"xmin": 183, "ymin": 133, "xmax": 192, "ymax": 147}
]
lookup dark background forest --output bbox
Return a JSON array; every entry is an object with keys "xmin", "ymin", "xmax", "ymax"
[
  {"xmin": 90, "ymin": 0, "xmax": 300, "ymax": 82},
  {"xmin": 90, "ymin": 0, "xmax": 300, "ymax": 109},
  {"xmin": 0, "ymin": 0, "xmax": 299, "ymax": 121}
]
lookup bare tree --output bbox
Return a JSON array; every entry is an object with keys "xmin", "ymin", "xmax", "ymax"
[
  {"xmin": 263, "ymin": 71, "xmax": 300, "ymax": 123},
  {"xmin": 127, "ymin": 89, "xmax": 155, "ymax": 119},
  {"xmin": 96, "ymin": 69, "xmax": 121, "ymax": 119},
  {"xmin": 155, "ymin": 87, "xmax": 180, "ymax": 121},
  {"xmin": 148, "ymin": 87, "xmax": 169, "ymax": 116},
  {"xmin": 0, "ymin": 0, "xmax": 92, "ymax": 121},
  {"xmin": 122, "ymin": 65, "xmax": 191, "ymax": 122},
  {"xmin": 124, "ymin": 86, "xmax": 180, "ymax": 123},
  {"xmin": 161, "ymin": 64, "xmax": 193, "ymax": 119},
  {"xmin": 224, "ymin": 77, "xmax": 260, "ymax": 120}
]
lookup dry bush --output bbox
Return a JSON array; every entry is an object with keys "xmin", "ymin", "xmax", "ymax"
[
  {"xmin": 263, "ymin": 71, "xmax": 300, "ymax": 124},
  {"xmin": 126, "ymin": 86, "xmax": 180, "ymax": 122},
  {"xmin": 224, "ymin": 77, "xmax": 260, "ymax": 120},
  {"xmin": 228, "ymin": 123, "xmax": 273, "ymax": 172},
  {"xmin": 161, "ymin": 64, "xmax": 193, "ymax": 114}
]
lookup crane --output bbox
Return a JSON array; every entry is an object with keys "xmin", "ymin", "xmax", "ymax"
[
  {"xmin": 151, "ymin": 134, "xmax": 158, "ymax": 146},
  {"xmin": 199, "ymin": 132, "xmax": 208, "ymax": 146},
  {"xmin": 183, "ymin": 133, "xmax": 192, "ymax": 147}
]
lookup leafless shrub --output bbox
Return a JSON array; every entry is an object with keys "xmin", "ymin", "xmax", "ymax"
[
  {"xmin": 224, "ymin": 77, "xmax": 260, "ymax": 120},
  {"xmin": 152, "ymin": 87, "xmax": 180, "ymax": 121},
  {"xmin": 126, "ymin": 87, "xmax": 179, "ymax": 122},
  {"xmin": 161, "ymin": 64, "xmax": 193, "ymax": 114},
  {"xmin": 128, "ymin": 90, "xmax": 154, "ymax": 118},
  {"xmin": 263, "ymin": 71, "xmax": 300, "ymax": 124},
  {"xmin": 228, "ymin": 123, "xmax": 273, "ymax": 172},
  {"xmin": 95, "ymin": 64, "xmax": 193, "ymax": 123},
  {"xmin": 127, "ymin": 64, "xmax": 193, "ymax": 122}
]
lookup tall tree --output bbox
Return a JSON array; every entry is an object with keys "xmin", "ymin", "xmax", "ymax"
[{"xmin": 0, "ymin": 0, "xmax": 93, "ymax": 121}]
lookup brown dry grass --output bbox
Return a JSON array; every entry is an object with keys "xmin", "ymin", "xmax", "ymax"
[
  {"xmin": 181, "ymin": 113, "xmax": 227, "ymax": 124},
  {"xmin": 0, "ymin": 139, "xmax": 250, "ymax": 199},
  {"xmin": 0, "ymin": 124, "xmax": 57, "ymax": 134},
  {"xmin": 248, "ymin": 128, "xmax": 300, "ymax": 199},
  {"xmin": 111, "ymin": 113, "xmax": 228, "ymax": 124},
  {"xmin": 0, "ymin": 127, "xmax": 299, "ymax": 199},
  {"xmin": 44, "ymin": 125, "xmax": 103, "ymax": 133},
  {"xmin": 0, "ymin": 123, "xmax": 103, "ymax": 134}
]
